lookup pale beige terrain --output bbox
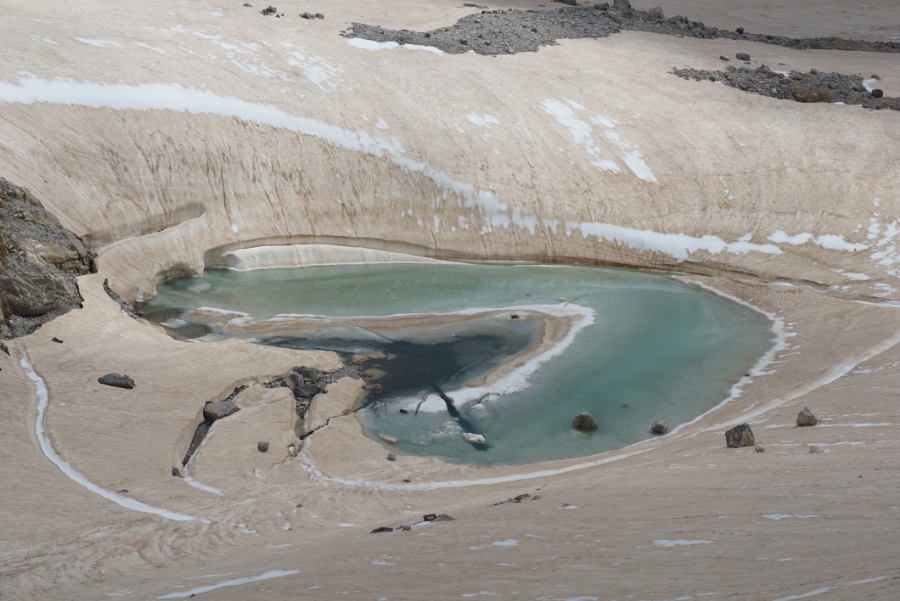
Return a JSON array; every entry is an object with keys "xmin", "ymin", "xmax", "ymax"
[{"xmin": 1, "ymin": 0, "xmax": 899, "ymax": 599}]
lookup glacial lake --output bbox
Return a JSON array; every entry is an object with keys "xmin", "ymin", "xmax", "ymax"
[{"xmin": 143, "ymin": 262, "xmax": 774, "ymax": 466}]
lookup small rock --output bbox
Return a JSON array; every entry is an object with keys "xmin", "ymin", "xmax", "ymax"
[
  {"xmin": 572, "ymin": 411, "xmax": 598, "ymax": 431},
  {"xmin": 871, "ymin": 74, "xmax": 881, "ymax": 80},
  {"xmin": 243, "ymin": 2, "xmax": 252, "ymax": 6},
  {"xmin": 791, "ymin": 85, "xmax": 819, "ymax": 103},
  {"xmin": 755, "ymin": 445, "xmax": 765, "ymax": 453},
  {"xmin": 423, "ymin": 513, "xmax": 437, "ymax": 521},
  {"xmin": 296, "ymin": 502, "xmax": 303, "ymax": 507},
  {"xmin": 460, "ymin": 39, "xmax": 469, "ymax": 45},
  {"xmin": 463, "ymin": 2, "xmax": 489, "ymax": 7},
  {"xmin": 203, "ymin": 398, "xmax": 239, "ymax": 421},
  {"xmin": 371, "ymin": 526, "xmax": 393, "ymax": 533},
  {"xmin": 402, "ymin": 478, "xmax": 411, "ymax": 483},
  {"xmin": 316, "ymin": 13, "xmax": 324, "ymax": 18},
  {"xmin": 513, "ymin": 494, "xmax": 531, "ymax": 502},
  {"xmin": 648, "ymin": 7, "xmax": 664, "ymax": 19},
  {"xmin": 387, "ymin": 452, "xmax": 397, "ymax": 461},
  {"xmin": 531, "ymin": 495, "xmax": 543, "ymax": 501},
  {"xmin": 719, "ymin": 55, "xmax": 730, "ymax": 61},
  {"xmin": 810, "ymin": 68, "xmax": 818, "ymax": 74},
  {"xmin": 0, "ymin": 342, "xmax": 9, "ymax": 355},
  {"xmin": 650, "ymin": 420, "xmax": 668, "ymax": 435},
  {"xmin": 817, "ymin": 87, "xmax": 838, "ymax": 102},
  {"xmin": 594, "ymin": 2, "xmax": 610, "ymax": 9},
  {"xmin": 98, "ymin": 373, "xmax": 136, "ymax": 390},
  {"xmin": 563, "ymin": 502, "xmax": 574, "ymax": 507},
  {"xmin": 736, "ymin": 52, "xmax": 750, "ymax": 61},
  {"xmin": 301, "ymin": 11, "xmax": 313, "ymax": 19},
  {"xmin": 51, "ymin": 337, "xmax": 63, "ymax": 343},
  {"xmin": 725, "ymin": 423, "xmax": 755, "ymax": 448},
  {"xmin": 796, "ymin": 407, "xmax": 818, "ymax": 427},
  {"xmin": 400, "ymin": 524, "xmax": 412, "ymax": 531},
  {"xmin": 118, "ymin": 489, "xmax": 129, "ymax": 493},
  {"xmin": 871, "ymin": 89, "xmax": 884, "ymax": 98},
  {"xmin": 556, "ymin": 0, "xmax": 579, "ymax": 5},
  {"xmin": 263, "ymin": 5, "xmax": 276, "ymax": 13},
  {"xmin": 432, "ymin": 514, "xmax": 454, "ymax": 522},
  {"xmin": 735, "ymin": 27, "xmax": 744, "ymax": 34},
  {"xmin": 258, "ymin": 441, "xmax": 269, "ymax": 452},
  {"xmin": 612, "ymin": 0, "xmax": 631, "ymax": 7},
  {"xmin": 810, "ymin": 445, "xmax": 820, "ymax": 454},
  {"xmin": 399, "ymin": 408, "xmax": 408, "ymax": 414},
  {"xmin": 172, "ymin": 468, "xmax": 182, "ymax": 477}
]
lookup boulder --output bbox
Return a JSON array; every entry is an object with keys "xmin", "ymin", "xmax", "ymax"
[
  {"xmin": 612, "ymin": 0, "xmax": 631, "ymax": 8},
  {"xmin": 725, "ymin": 423, "xmax": 755, "ymax": 448},
  {"xmin": 736, "ymin": 52, "xmax": 751, "ymax": 61},
  {"xmin": 572, "ymin": 411, "xmax": 598, "ymax": 431},
  {"xmin": 736, "ymin": 27, "xmax": 744, "ymax": 34},
  {"xmin": 816, "ymin": 87, "xmax": 838, "ymax": 102},
  {"xmin": 810, "ymin": 445, "xmax": 820, "ymax": 454},
  {"xmin": 871, "ymin": 89, "xmax": 884, "ymax": 98},
  {"xmin": 791, "ymin": 85, "xmax": 819, "ymax": 103},
  {"xmin": 796, "ymin": 407, "xmax": 818, "ymax": 426},
  {"xmin": 98, "ymin": 373, "xmax": 135, "ymax": 390},
  {"xmin": 203, "ymin": 398, "xmax": 239, "ymax": 421},
  {"xmin": 257, "ymin": 441, "xmax": 269, "ymax": 452},
  {"xmin": 648, "ymin": 7, "xmax": 664, "ymax": 19},
  {"xmin": 650, "ymin": 420, "xmax": 668, "ymax": 435}
]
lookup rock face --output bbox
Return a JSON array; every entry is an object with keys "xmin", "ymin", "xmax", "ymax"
[
  {"xmin": 650, "ymin": 420, "xmax": 668, "ymax": 434},
  {"xmin": 0, "ymin": 177, "xmax": 93, "ymax": 339},
  {"xmin": 797, "ymin": 407, "xmax": 818, "ymax": 426},
  {"xmin": 725, "ymin": 423, "xmax": 756, "ymax": 448},
  {"xmin": 572, "ymin": 411, "xmax": 598, "ymax": 431},
  {"xmin": 98, "ymin": 373, "xmax": 135, "ymax": 390},
  {"xmin": 203, "ymin": 398, "xmax": 239, "ymax": 421}
]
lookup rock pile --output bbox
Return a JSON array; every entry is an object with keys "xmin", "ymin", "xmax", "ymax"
[
  {"xmin": 572, "ymin": 411, "xmax": 598, "ymax": 431},
  {"xmin": 673, "ymin": 65, "xmax": 898, "ymax": 111},
  {"xmin": 344, "ymin": 3, "xmax": 900, "ymax": 56},
  {"xmin": 0, "ymin": 177, "xmax": 93, "ymax": 339}
]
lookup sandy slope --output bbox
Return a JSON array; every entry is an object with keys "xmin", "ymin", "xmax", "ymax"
[{"xmin": 1, "ymin": 0, "xmax": 899, "ymax": 599}]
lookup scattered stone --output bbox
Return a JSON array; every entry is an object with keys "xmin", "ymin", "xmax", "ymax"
[
  {"xmin": 300, "ymin": 11, "xmax": 323, "ymax": 19},
  {"xmin": 791, "ymin": 85, "xmax": 819, "ymax": 103},
  {"xmin": 51, "ymin": 337, "xmax": 63, "ymax": 343},
  {"xmin": 371, "ymin": 526, "xmax": 393, "ymax": 533},
  {"xmin": 432, "ymin": 514, "xmax": 454, "ymax": 522},
  {"xmin": 736, "ymin": 52, "xmax": 750, "ymax": 61},
  {"xmin": 316, "ymin": 13, "xmax": 324, "ymax": 18},
  {"xmin": 262, "ymin": 5, "xmax": 276, "ymax": 15},
  {"xmin": 399, "ymin": 408, "xmax": 408, "ymax": 414},
  {"xmin": 563, "ymin": 502, "xmax": 575, "ymax": 507},
  {"xmin": 650, "ymin": 420, "xmax": 668, "ymax": 435},
  {"xmin": 402, "ymin": 477, "xmax": 411, "ymax": 483},
  {"xmin": 735, "ymin": 27, "xmax": 744, "ymax": 34},
  {"xmin": 98, "ymin": 373, "xmax": 135, "ymax": 390},
  {"xmin": 796, "ymin": 407, "xmax": 818, "ymax": 426},
  {"xmin": 755, "ymin": 445, "xmax": 765, "ymax": 453},
  {"xmin": 810, "ymin": 445, "xmax": 820, "ymax": 454},
  {"xmin": 400, "ymin": 524, "xmax": 412, "ymax": 531},
  {"xmin": 725, "ymin": 423, "xmax": 755, "ymax": 448},
  {"xmin": 872, "ymin": 74, "xmax": 881, "ymax": 80},
  {"xmin": 612, "ymin": 0, "xmax": 630, "ymax": 7},
  {"xmin": 463, "ymin": 3, "xmax": 489, "ymax": 7},
  {"xmin": 572, "ymin": 411, "xmax": 598, "ymax": 431},
  {"xmin": 172, "ymin": 468, "xmax": 182, "ymax": 477},
  {"xmin": 810, "ymin": 67, "xmax": 819, "ymax": 74},
  {"xmin": 387, "ymin": 452, "xmax": 397, "ymax": 461},
  {"xmin": 423, "ymin": 513, "xmax": 437, "ymax": 521},
  {"xmin": 0, "ymin": 342, "xmax": 9, "ymax": 355},
  {"xmin": 118, "ymin": 489, "xmax": 128, "ymax": 493},
  {"xmin": 531, "ymin": 495, "xmax": 543, "ymax": 501},
  {"xmin": 872, "ymin": 89, "xmax": 884, "ymax": 98},
  {"xmin": 243, "ymin": 2, "xmax": 253, "ymax": 6},
  {"xmin": 648, "ymin": 7, "xmax": 664, "ymax": 19},
  {"xmin": 257, "ymin": 441, "xmax": 269, "ymax": 452},
  {"xmin": 203, "ymin": 397, "xmax": 239, "ymax": 421},
  {"xmin": 555, "ymin": 0, "xmax": 579, "ymax": 6},
  {"xmin": 719, "ymin": 55, "xmax": 729, "ymax": 61}
]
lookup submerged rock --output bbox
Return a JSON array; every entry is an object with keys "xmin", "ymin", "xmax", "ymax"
[
  {"xmin": 203, "ymin": 398, "xmax": 239, "ymax": 421},
  {"xmin": 650, "ymin": 420, "xmax": 668, "ymax": 434},
  {"xmin": 98, "ymin": 373, "xmax": 135, "ymax": 390},
  {"xmin": 572, "ymin": 411, "xmax": 598, "ymax": 431},
  {"xmin": 725, "ymin": 423, "xmax": 755, "ymax": 448},
  {"xmin": 797, "ymin": 407, "xmax": 818, "ymax": 426}
]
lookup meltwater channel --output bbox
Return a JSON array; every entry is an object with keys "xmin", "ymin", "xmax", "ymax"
[{"xmin": 143, "ymin": 262, "xmax": 774, "ymax": 466}]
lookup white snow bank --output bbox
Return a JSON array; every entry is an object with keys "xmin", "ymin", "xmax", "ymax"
[
  {"xmin": 653, "ymin": 539, "xmax": 713, "ymax": 547},
  {"xmin": 347, "ymin": 38, "xmax": 443, "ymax": 54},
  {"xmin": 157, "ymin": 569, "xmax": 298, "ymax": 598}
]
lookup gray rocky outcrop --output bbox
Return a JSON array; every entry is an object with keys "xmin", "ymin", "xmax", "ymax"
[
  {"xmin": 725, "ymin": 423, "xmax": 755, "ymax": 448},
  {"xmin": 797, "ymin": 407, "xmax": 818, "ymax": 426},
  {"xmin": 98, "ymin": 373, "xmax": 136, "ymax": 389},
  {"xmin": 572, "ymin": 411, "xmax": 598, "ymax": 430},
  {"xmin": 203, "ymin": 398, "xmax": 239, "ymax": 421},
  {"xmin": 1, "ymin": 177, "xmax": 93, "ymax": 339},
  {"xmin": 650, "ymin": 420, "xmax": 668, "ymax": 434}
]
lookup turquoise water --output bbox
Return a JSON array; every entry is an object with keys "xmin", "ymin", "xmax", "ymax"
[{"xmin": 145, "ymin": 262, "xmax": 774, "ymax": 466}]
